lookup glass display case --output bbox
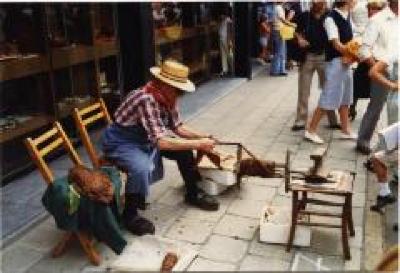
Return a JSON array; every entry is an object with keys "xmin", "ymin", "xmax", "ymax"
[
  {"xmin": 0, "ymin": 3, "xmax": 122, "ymax": 183},
  {"xmin": 152, "ymin": 2, "xmax": 226, "ymax": 83}
]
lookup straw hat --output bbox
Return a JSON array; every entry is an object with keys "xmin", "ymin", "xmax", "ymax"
[{"xmin": 150, "ymin": 60, "xmax": 195, "ymax": 92}]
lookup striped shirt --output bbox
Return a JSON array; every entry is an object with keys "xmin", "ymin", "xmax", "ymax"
[{"xmin": 114, "ymin": 89, "xmax": 182, "ymax": 143}]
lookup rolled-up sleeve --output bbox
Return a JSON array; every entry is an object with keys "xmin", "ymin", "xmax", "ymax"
[
  {"xmin": 324, "ymin": 17, "xmax": 339, "ymax": 41},
  {"xmin": 359, "ymin": 22, "xmax": 379, "ymax": 60},
  {"xmin": 138, "ymin": 100, "xmax": 167, "ymax": 144}
]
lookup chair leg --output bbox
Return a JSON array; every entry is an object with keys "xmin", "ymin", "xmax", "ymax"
[
  {"xmin": 76, "ymin": 232, "xmax": 101, "ymax": 266},
  {"xmin": 52, "ymin": 232, "xmax": 74, "ymax": 258},
  {"xmin": 346, "ymin": 194, "xmax": 355, "ymax": 237},
  {"xmin": 341, "ymin": 204, "xmax": 351, "ymax": 260},
  {"xmin": 287, "ymin": 191, "xmax": 299, "ymax": 252},
  {"xmin": 300, "ymin": 191, "xmax": 308, "ymax": 210}
]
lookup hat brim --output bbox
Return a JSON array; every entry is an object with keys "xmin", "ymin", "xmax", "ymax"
[{"xmin": 150, "ymin": 67, "xmax": 195, "ymax": 92}]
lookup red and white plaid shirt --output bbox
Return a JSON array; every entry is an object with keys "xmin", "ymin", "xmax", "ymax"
[{"xmin": 114, "ymin": 89, "xmax": 182, "ymax": 143}]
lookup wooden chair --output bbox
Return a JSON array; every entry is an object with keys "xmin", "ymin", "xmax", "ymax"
[
  {"xmin": 24, "ymin": 122, "xmax": 101, "ymax": 265},
  {"xmin": 73, "ymin": 98, "xmax": 112, "ymax": 169},
  {"xmin": 284, "ymin": 148, "xmax": 356, "ymax": 260}
]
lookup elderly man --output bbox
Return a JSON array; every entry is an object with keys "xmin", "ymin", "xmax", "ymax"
[
  {"xmin": 356, "ymin": 0, "xmax": 398, "ymax": 154},
  {"xmin": 292, "ymin": 0, "xmax": 340, "ymax": 131},
  {"xmin": 102, "ymin": 60, "xmax": 219, "ymax": 235}
]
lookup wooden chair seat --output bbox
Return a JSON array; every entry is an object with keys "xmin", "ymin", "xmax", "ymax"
[{"xmin": 25, "ymin": 122, "xmax": 101, "ymax": 265}]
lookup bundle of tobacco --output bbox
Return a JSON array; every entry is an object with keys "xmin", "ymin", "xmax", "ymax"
[
  {"xmin": 68, "ymin": 165, "xmax": 114, "ymax": 204},
  {"xmin": 238, "ymin": 158, "xmax": 276, "ymax": 178}
]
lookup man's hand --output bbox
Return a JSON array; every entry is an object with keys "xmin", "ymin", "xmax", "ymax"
[
  {"xmin": 297, "ymin": 37, "xmax": 309, "ymax": 48},
  {"xmin": 197, "ymin": 138, "xmax": 216, "ymax": 152},
  {"xmin": 390, "ymin": 81, "xmax": 399, "ymax": 92}
]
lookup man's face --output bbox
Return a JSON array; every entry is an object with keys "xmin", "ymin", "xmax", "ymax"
[
  {"xmin": 348, "ymin": 0, "xmax": 358, "ymax": 10},
  {"xmin": 311, "ymin": 0, "xmax": 327, "ymax": 13},
  {"xmin": 389, "ymin": 0, "xmax": 399, "ymax": 15}
]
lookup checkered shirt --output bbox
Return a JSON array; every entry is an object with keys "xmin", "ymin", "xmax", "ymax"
[{"xmin": 114, "ymin": 89, "xmax": 182, "ymax": 143}]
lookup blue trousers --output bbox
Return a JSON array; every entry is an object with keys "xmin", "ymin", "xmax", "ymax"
[
  {"xmin": 102, "ymin": 124, "xmax": 200, "ymax": 198},
  {"xmin": 271, "ymin": 30, "xmax": 287, "ymax": 75}
]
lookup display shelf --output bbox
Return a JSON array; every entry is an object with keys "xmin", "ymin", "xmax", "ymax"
[
  {"xmin": 51, "ymin": 45, "xmax": 95, "ymax": 70},
  {"xmin": 94, "ymin": 40, "xmax": 118, "ymax": 59},
  {"xmin": 0, "ymin": 114, "xmax": 54, "ymax": 144},
  {"xmin": 56, "ymin": 96, "xmax": 97, "ymax": 119},
  {"xmin": 0, "ymin": 55, "xmax": 50, "ymax": 82}
]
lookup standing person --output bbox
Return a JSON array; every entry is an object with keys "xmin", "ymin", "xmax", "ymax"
[
  {"xmin": 356, "ymin": 0, "xmax": 399, "ymax": 154},
  {"xmin": 292, "ymin": 0, "xmax": 340, "ymax": 131},
  {"xmin": 305, "ymin": 0, "xmax": 358, "ymax": 144},
  {"xmin": 101, "ymin": 60, "xmax": 220, "ymax": 236},
  {"xmin": 257, "ymin": 13, "xmax": 271, "ymax": 66},
  {"xmin": 349, "ymin": 0, "xmax": 386, "ymax": 121},
  {"xmin": 218, "ymin": 7, "xmax": 233, "ymax": 77},
  {"xmin": 270, "ymin": 1, "xmax": 295, "ymax": 76}
]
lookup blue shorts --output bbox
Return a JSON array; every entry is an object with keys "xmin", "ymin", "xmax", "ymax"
[{"xmin": 319, "ymin": 58, "xmax": 353, "ymax": 110}]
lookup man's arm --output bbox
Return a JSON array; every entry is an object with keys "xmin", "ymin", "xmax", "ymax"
[
  {"xmin": 369, "ymin": 61, "xmax": 399, "ymax": 91},
  {"xmin": 157, "ymin": 136, "xmax": 215, "ymax": 152},
  {"xmin": 173, "ymin": 124, "xmax": 212, "ymax": 139}
]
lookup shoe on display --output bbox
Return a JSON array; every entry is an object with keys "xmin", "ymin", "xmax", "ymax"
[{"xmin": 304, "ymin": 131, "xmax": 324, "ymax": 144}]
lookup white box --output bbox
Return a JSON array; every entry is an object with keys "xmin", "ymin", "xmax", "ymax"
[
  {"xmin": 259, "ymin": 206, "xmax": 311, "ymax": 247},
  {"xmin": 198, "ymin": 179, "xmax": 228, "ymax": 196},
  {"xmin": 197, "ymin": 156, "xmax": 237, "ymax": 186}
]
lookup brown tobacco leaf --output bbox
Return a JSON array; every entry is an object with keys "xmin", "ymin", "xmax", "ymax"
[
  {"xmin": 238, "ymin": 158, "xmax": 276, "ymax": 178},
  {"xmin": 68, "ymin": 165, "xmax": 114, "ymax": 204}
]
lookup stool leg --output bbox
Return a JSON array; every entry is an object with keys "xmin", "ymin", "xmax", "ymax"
[
  {"xmin": 347, "ymin": 194, "xmax": 355, "ymax": 237},
  {"xmin": 341, "ymin": 203, "xmax": 351, "ymax": 260},
  {"xmin": 287, "ymin": 191, "xmax": 299, "ymax": 252}
]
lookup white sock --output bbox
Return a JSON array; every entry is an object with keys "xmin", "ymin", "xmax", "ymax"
[{"xmin": 379, "ymin": 182, "xmax": 391, "ymax": 197}]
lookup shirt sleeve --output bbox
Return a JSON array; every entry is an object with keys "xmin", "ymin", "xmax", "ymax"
[
  {"xmin": 276, "ymin": 5, "xmax": 285, "ymax": 20},
  {"xmin": 324, "ymin": 17, "xmax": 339, "ymax": 40},
  {"xmin": 170, "ymin": 107, "xmax": 183, "ymax": 130},
  {"xmin": 358, "ymin": 21, "xmax": 379, "ymax": 60},
  {"xmin": 138, "ymin": 99, "xmax": 167, "ymax": 144}
]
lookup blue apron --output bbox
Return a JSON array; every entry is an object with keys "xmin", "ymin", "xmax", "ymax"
[{"xmin": 101, "ymin": 124, "xmax": 164, "ymax": 197}]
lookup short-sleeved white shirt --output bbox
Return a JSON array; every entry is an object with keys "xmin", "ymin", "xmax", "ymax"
[
  {"xmin": 273, "ymin": 4, "xmax": 285, "ymax": 30},
  {"xmin": 324, "ymin": 8, "xmax": 354, "ymax": 41}
]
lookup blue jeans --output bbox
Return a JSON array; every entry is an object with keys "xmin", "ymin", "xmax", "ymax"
[{"xmin": 271, "ymin": 30, "xmax": 286, "ymax": 75}]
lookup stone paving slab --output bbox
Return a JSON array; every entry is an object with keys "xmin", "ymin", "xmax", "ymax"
[
  {"xmin": 199, "ymin": 234, "xmax": 249, "ymax": 263},
  {"xmin": 239, "ymin": 254, "xmax": 290, "ymax": 271},
  {"xmin": 213, "ymin": 214, "xmax": 259, "ymax": 241},
  {"xmin": 187, "ymin": 257, "xmax": 236, "ymax": 271}
]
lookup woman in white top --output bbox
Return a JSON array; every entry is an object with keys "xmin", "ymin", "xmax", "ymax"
[{"xmin": 218, "ymin": 7, "xmax": 233, "ymax": 76}]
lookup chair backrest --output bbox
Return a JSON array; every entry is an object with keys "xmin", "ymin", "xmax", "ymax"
[
  {"xmin": 73, "ymin": 98, "xmax": 112, "ymax": 169},
  {"xmin": 24, "ymin": 122, "xmax": 83, "ymax": 185}
]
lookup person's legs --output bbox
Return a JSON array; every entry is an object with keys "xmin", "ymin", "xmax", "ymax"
[
  {"xmin": 219, "ymin": 40, "xmax": 229, "ymax": 74},
  {"xmin": 279, "ymin": 38, "xmax": 287, "ymax": 74},
  {"xmin": 160, "ymin": 150, "xmax": 200, "ymax": 199},
  {"xmin": 294, "ymin": 54, "xmax": 313, "ymax": 128},
  {"xmin": 357, "ymin": 82, "xmax": 388, "ymax": 151},
  {"xmin": 160, "ymin": 150, "xmax": 219, "ymax": 211},
  {"xmin": 106, "ymin": 144, "xmax": 156, "ymax": 235},
  {"xmin": 315, "ymin": 55, "xmax": 339, "ymax": 126},
  {"xmin": 271, "ymin": 31, "xmax": 281, "ymax": 75},
  {"xmin": 339, "ymin": 65, "xmax": 354, "ymax": 135}
]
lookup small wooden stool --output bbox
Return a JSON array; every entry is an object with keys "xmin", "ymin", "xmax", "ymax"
[{"xmin": 284, "ymin": 148, "xmax": 356, "ymax": 260}]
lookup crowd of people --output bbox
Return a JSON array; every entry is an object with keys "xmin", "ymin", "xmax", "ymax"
[{"xmin": 258, "ymin": 0, "xmax": 398, "ymax": 220}]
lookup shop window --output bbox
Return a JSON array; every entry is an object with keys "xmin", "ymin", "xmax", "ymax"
[{"xmin": 152, "ymin": 2, "xmax": 234, "ymax": 83}]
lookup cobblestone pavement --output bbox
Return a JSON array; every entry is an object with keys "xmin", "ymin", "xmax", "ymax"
[{"xmin": 1, "ymin": 69, "xmax": 396, "ymax": 272}]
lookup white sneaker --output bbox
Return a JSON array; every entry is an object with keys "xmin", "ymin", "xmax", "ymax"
[
  {"xmin": 339, "ymin": 131, "xmax": 357, "ymax": 140},
  {"xmin": 304, "ymin": 131, "xmax": 324, "ymax": 144}
]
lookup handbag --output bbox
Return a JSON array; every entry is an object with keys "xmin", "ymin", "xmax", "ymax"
[{"xmin": 279, "ymin": 22, "xmax": 296, "ymax": 40}]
